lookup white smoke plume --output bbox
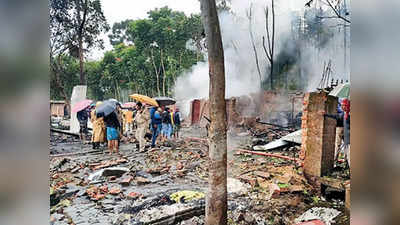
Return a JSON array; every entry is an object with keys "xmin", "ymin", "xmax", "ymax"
[{"xmin": 174, "ymin": 0, "xmax": 350, "ymax": 116}]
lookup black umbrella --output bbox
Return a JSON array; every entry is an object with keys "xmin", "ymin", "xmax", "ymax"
[
  {"xmin": 96, "ymin": 100, "xmax": 117, "ymax": 117},
  {"xmin": 154, "ymin": 96, "xmax": 176, "ymax": 107}
]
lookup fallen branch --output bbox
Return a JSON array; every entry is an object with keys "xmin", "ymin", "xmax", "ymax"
[
  {"xmin": 236, "ymin": 149, "xmax": 301, "ymax": 163},
  {"xmin": 145, "ymin": 202, "xmax": 205, "ymax": 225},
  {"xmin": 50, "ymin": 128, "xmax": 80, "ymax": 137},
  {"xmin": 50, "ymin": 149, "xmax": 103, "ymax": 158}
]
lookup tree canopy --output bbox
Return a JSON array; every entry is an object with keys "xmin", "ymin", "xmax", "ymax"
[
  {"xmin": 50, "ymin": 0, "xmax": 109, "ymax": 84},
  {"xmin": 51, "ymin": 6, "xmax": 203, "ymax": 101}
]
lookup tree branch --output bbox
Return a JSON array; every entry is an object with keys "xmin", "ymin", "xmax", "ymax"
[
  {"xmin": 262, "ymin": 36, "xmax": 271, "ymax": 62},
  {"xmin": 264, "ymin": 7, "xmax": 272, "ymax": 54},
  {"xmin": 247, "ymin": 3, "xmax": 262, "ymax": 84},
  {"xmin": 271, "ymin": 0, "xmax": 275, "ymax": 64},
  {"xmin": 325, "ymin": 0, "xmax": 351, "ymax": 23},
  {"xmin": 79, "ymin": 0, "xmax": 89, "ymax": 34}
]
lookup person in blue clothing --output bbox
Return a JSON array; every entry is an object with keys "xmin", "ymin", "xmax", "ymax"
[
  {"xmin": 104, "ymin": 111, "xmax": 121, "ymax": 155},
  {"xmin": 150, "ymin": 107, "xmax": 162, "ymax": 148},
  {"xmin": 161, "ymin": 107, "xmax": 172, "ymax": 141}
]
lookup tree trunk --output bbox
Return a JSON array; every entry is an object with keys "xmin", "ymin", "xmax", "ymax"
[
  {"xmin": 78, "ymin": 35, "xmax": 85, "ymax": 84},
  {"xmin": 271, "ymin": 0, "xmax": 275, "ymax": 90},
  {"xmin": 151, "ymin": 49, "xmax": 161, "ymax": 96},
  {"xmin": 200, "ymin": 1, "xmax": 228, "ymax": 225},
  {"xmin": 270, "ymin": 60, "xmax": 274, "ymax": 90},
  {"xmin": 161, "ymin": 49, "xmax": 166, "ymax": 96},
  {"xmin": 52, "ymin": 56, "xmax": 71, "ymax": 110}
]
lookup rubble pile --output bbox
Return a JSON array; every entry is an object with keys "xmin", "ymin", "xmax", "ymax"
[{"xmin": 50, "ymin": 123, "xmax": 349, "ymax": 225}]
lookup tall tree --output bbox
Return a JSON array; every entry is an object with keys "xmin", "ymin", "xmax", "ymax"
[
  {"xmin": 50, "ymin": 0, "xmax": 109, "ymax": 84},
  {"xmin": 126, "ymin": 9, "xmax": 202, "ymax": 97},
  {"xmin": 262, "ymin": 0, "xmax": 276, "ymax": 90},
  {"xmin": 200, "ymin": 0, "xmax": 228, "ymax": 224}
]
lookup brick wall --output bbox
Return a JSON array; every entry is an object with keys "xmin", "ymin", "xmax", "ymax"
[
  {"xmin": 301, "ymin": 92, "xmax": 338, "ymax": 177},
  {"xmin": 189, "ymin": 91, "xmax": 304, "ymax": 128}
]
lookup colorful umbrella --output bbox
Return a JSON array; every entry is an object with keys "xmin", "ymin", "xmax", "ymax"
[
  {"xmin": 95, "ymin": 100, "xmax": 117, "ymax": 117},
  {"xmin": 154, "ymin": 96, "xmax": 176, "ymax": 107},
  {"xmin": 329, "ymin": 83, "xmax": 350, "ymax": 99},
  {"xmin": 122, "ymin": 102, "xmax": 136, "ymax": 108},
  {"xmin": 129, "ymin": 94, "xmax": 159, "ymax": 107},
  {"xmin": 71, "ymin": 99, "xmax": 93, "ymax": 113}
]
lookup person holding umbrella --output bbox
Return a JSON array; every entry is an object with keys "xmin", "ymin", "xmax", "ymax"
[
  {"xmin": 97, "ymin": 100, "xmax": 122, "ymax": 155},
  {"xmin": 134, "ymin": 102, "xmax": 150, "ymax": 152},
  {"xmin": 104, "ymin": 111, "xmax": 120, "ymax": 155},
  {"xmin": 72, "ymin": 99, "xmax": 92, "ymax": 143}
]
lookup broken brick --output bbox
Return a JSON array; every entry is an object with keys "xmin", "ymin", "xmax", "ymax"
[
  {"xmin": 127, "ymin": 192, "xmax": 143, "ymax": 199},
  {"xmin": 254, "ymin": 171, "xmax": 270, "ymax": 179},
  {"xmin": 119, "ymin": 176, "xmax": 133, "ymax": 186},
  {"xmin": 256, "ymin": 177, "xmax": 270, "ymax": 189},
  {"xmin": 294, "ymin": 220, "xmax": 325, "ymax": 225},
  {"xmin": 99, "ymin": 185, "xmax": 108, "ymax": 193},
  {"xmin": 239, "ymin": 175, "xmax": 257, "ymax": 187},
  {"xmin": 135, "ymin": 177, "xmax": 150, "ymax": 185},
  {"xmin": 109, "ymin": 187, "xmax": 121, "ymax": 195},
  {"xmin": 176, "ymin": 162, "xmax": 184, "ymax": 170},
  {"xmin": 268, "ymin": 183, "xmax": 280, "ymax": 199}
]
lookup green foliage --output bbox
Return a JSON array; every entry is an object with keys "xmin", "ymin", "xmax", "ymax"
[
  {"xmin": 50, "ymin": 0, "xmax": 110, "ymax": 84},
  {"xmin": 50, "ymin": 6, "xmax": 203, "ymax": 101},
  {"xmin": 108, "ymin": 19, "xmax": 134, "ymax": 46},
  {"xmin": 50, "ymin": 55, "xmax": 80, "ymax": 100},
  {"xmin": 312, "ymin": 196, "xmax": 320, "ymax": 204},
  {"xmin": 277, "ymin": 183, "xmax": 290, "ymax": 189},
  {"xmin": 50, "ymin": 0, "xmax": 110, "ymax": 53}
]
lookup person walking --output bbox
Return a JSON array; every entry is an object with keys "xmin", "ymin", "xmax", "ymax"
[
  {"xmin": 90, "ymin": 101, "xmax": 106, "ymax": 149},
  {"xmin": 77, "ymin": 107, "xmax": 89, "ymax": 144},
  {"xmin": 150, "ymin": 107, "xmax": 162, "ymax": 148},
  {"xmin": 170, "ymin": 108, "xmax": 175, "ymax": 138},
  {"xmin": 134, "ymin": 102, "xmax": 150, "ymax": 152},
  {"xmin": 334, "ymin": 99, "xmax": 345, "ymax": 159},
  {"xmin": 173, "ymin": 108, "xmax": 182, "ymax": 139},
  {"xmin": 161, "ymin": 107, "xmax": 172, "ymax": 141},
  {"xmin": 341, "ymin": 99, "xmax": 351, "ymax": 168},
  {"xmin": 123, "ymin": 108, "xmax": 134, "ymax": 135},
  {"xmin": 104, "ymin": 111, "xmax": 121, "ymax": 155}
]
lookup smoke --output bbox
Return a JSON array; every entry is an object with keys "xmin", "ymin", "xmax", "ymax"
[{"xmin": 174, "ymin": 0, "xmax": 350, "ymax": 116}]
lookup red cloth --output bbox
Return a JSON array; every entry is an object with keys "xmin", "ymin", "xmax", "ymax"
[{"xmin": 342, "ymin": 99, "xmax": 350, "ymax": 120}]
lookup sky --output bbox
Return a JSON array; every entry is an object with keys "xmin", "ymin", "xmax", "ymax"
[{"xmin": 89, "ymin": 0, "xmax": 201, "ymax": 59}]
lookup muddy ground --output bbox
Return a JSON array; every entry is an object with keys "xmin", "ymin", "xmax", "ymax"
[{"xmin": 50, "ymin": 126, "xmax": 350, "ymax": 225}]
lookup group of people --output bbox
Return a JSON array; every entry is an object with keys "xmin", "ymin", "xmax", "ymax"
[
  {"xmin": 77, "ymin": 101, "xmax": 123, "ymax": 154},
  {"xmin": 149, "ymin": 106, "xmax": 182, "ymax": 145},
  {"xmin": 76, "ymin": 101, "xmax": 182, "ymax": 155}
]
